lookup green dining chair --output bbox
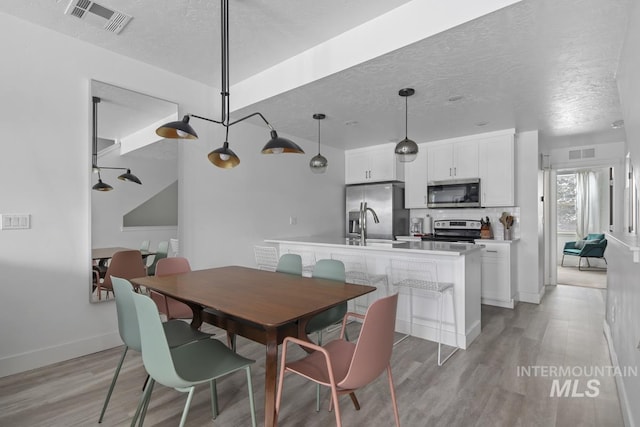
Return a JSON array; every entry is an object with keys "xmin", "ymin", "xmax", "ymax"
[
  {"xmin": 306, "ymin": 259, "xmax": 349, "ymax": 411},
  {"xmin": 276, "ymin": 253, "xmax": 303, "ymax": 275},
  {"xmin": 98, "ymin": 277, "xmax": 212, "ymax": 424},
  {"xmin": 147, "ymin": 241, "xmax": 169, "ymax": 276},
  {"xmin": 131, "ymin": 288, "xmax": 257, "ymax": 427}
]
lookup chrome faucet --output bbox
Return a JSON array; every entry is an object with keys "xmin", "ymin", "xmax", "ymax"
[{"xmin": 359, "ymin": 202, "xmax": 379, "ymax": 245}]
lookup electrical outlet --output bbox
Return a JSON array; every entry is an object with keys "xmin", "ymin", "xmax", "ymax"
[{"xmin": 289, "ymin": 216, "xmax": 297, "ymax": 225}]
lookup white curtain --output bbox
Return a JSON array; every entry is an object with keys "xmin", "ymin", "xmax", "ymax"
[{"xmin": 575, "ymin": 170, "xmax": 600, "ymax": 239}]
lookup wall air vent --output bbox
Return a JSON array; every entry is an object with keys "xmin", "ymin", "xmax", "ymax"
[
  {"xmin": 568, "ymin": 149, "xmax": 582, "ymax": 160},
  {"xmin": 582, "ymin": 148, "xmax": 596, "ymax": 158},
  {"xmin": 64, "ymin": 0, "xmax": 132, "ymax": 34}
]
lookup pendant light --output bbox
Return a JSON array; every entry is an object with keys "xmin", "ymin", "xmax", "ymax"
[
  {"xmin": 155, "ymin": 0, "xmax": 304, "ymax": 168},
  {"xmin": 92, "ymin": 171, "xmax": 113, "ymax": 191},
  {"xmin": 91, "ymin": 96, "xmax": 142, "ymax": 191},
  {"xmin": 309, "ymin": 113, "xmax": 328, "ymax": 174},
  {"xmin": 394, "ymin": 88, "xmax": 419, "ymax": 162}
]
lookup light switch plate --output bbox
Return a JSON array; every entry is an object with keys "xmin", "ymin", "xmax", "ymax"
[{"xmin": 0, "ymin": 214, "xmax": 31, "ymax": 230}]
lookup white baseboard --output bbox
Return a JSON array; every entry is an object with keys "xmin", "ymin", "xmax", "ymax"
[
  {"xmin": 0, "ymin": 331, "xmax": 121, "ymax": 378},
  {"xmin": 518, "ymin": 285, "xmax": 546, "ymax": 304},
  {"xmin": 603, "ymin": 320, "xmax": 635, "ymax": 427},
  {"xmin": 481, "ymin": 297, "xmax": 515, "ymax": 309}
]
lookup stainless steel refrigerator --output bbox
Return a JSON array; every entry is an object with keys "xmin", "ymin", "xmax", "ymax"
[{"xmin": 345, "ymin": 182, "xmax": 409, "ymax": 240}]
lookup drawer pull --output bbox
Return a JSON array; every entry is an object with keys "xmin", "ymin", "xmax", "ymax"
[{"xmin": 486, "ymin": 250, "xmax": 498, "ymax": 253}]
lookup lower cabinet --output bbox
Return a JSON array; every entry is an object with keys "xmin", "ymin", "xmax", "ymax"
[{"xmin": 480, "ymin": 241, "xmax": 517, "ymax": 308}]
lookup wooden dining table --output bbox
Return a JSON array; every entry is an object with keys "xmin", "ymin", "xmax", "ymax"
[{"xmin": 131, "ymin": 265, "xmax": 376, "ymax": 427}]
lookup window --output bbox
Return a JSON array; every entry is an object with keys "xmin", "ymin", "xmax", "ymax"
[{"xmin": 557, "ymin": 173, "xmax": 576, "ymax": 232}]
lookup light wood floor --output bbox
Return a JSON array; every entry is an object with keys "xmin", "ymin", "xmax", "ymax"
[
  {"xmin": 0, "ymin": 285, "xmax": 623, "ymax": 426},
  {"xmin": 557, "ymin": 265, "xmax": 607, "ymax": 289}
]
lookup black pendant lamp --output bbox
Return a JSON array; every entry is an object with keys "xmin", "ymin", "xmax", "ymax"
[
  {"xmin": 309, "ymin": 113, "xmax": 328, "ymax": 174},
  {"xmin": 155, "ymin": 0, "xmax": 304, "ymax": 168},
  {"xmin": 92, "ymin": 96, "xmax": 142, "ymax": 191},
  {"xmin": 394, "ymin": 88, "xmax": 419, "ymax": 162},
  {"xmin": 93, "ymin": 171, "xmax": 113, "ymax": 191}
]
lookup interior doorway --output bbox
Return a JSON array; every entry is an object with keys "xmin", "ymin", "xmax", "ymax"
[{"xmin": 555, "ymin": 167, "xmax": 611, "ymax": 288}]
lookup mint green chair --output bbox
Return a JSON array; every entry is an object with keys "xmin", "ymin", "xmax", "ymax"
[
  {"xmin": 131, "ymin": 289, "xmax": 257, "ymax": 427},
  {"xmin": 147, "ymin": 241, "xmax": 169, "ymax": 276},
  {"xmin": 276, "ymin": 253, "xmax": 303, "ymax": 275},
  {"xmin": 98, "ymin": 277, "xmax": 212, "ymax": 423},
  {"xmin": 306, "ymin": 259, "xmax": 349, "ymax": 411}
]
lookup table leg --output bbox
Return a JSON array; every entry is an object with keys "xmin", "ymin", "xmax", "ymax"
[
  {"xmin": 187, "ymin": 303, "xmax": 203, "ymax": 330},
  {"xmin": 264, "ymin": 329, "xmax": 278, "ymax": 427}
]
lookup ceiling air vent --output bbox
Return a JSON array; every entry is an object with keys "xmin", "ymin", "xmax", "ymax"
[{"xmin": 64, "ymin": 0, "xmax": 132, "ymax": 34}]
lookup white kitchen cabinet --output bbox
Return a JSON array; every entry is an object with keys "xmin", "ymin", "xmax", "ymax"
[
  {"xmin": 478, "ymin": 133, "xmax": 515, "ymax": 207},
  {"xmin": 404, "ymin": 143, "xmax": 429, "ymax": 208},
  {"xmin": 427, "ymin": 139, "xmax": 479, "ymax": 181},
  {"xmin": 345, "ymin": 144, "xmax": 404, "ymax": 184},
  {"xmin": 479, "ymin": 241, "xmax": 517, "ymax": 308}
]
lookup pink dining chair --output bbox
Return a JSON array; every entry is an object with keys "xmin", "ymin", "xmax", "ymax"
[
  {"xmin": 275, "ymin": 293, "xmax": 400, "ymax": 427},
  {"xmin": 150, "ymin": 257, "xmax": 194, "ymax": 320},
  {"xmin": 98, "ymin": 250, "xmax": 147, "ymax": 300}
]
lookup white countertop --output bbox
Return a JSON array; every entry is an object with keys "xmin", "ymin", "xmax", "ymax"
[
  {"xmin": 606, "ymin": 232, "xmax": 640, "ymax": 262},
  {"xmin": 265, "ymin": 236, "xmax": 482, "ymax": 256}
]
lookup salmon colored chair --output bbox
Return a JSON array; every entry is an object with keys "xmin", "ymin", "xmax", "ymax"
[
  {"xmin": 150, "ymin": 257, "xmax": 193, "ymax": 319},
  {"xmin": 275, "ymin": 293, "xmax": 400, "ymax": 427},
  {"xmin": 97, "ymin": 250, "xmax": 147, "ymax": 300}
]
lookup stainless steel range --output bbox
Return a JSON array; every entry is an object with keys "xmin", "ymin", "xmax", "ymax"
[{"xmin": 422, "ymin": 219, "xmax": 482, "ymax": 243}]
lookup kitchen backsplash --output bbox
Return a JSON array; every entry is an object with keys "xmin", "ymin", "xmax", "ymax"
[{"xmin": 410, "ymin": 207, "xmax": 521, "ymax": 240}]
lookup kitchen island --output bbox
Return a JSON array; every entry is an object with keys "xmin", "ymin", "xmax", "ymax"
[{"xmin": 265, "ymin": 236, "xmax": 482, "ymax": 349}]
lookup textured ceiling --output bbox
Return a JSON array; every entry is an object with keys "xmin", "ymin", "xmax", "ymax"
[{"xmin": 0, "ymin": 0, "xmax": 632, "ymax": 151}]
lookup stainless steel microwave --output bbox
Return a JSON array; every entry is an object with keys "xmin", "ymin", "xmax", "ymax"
[{"xmin": 427, "ymin": 178, "xmax": 481, "ymax": 208}]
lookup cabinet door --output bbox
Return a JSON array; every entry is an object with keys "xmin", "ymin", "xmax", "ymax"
[
  {"xmin": 404, "ymin": 143, "xmax": 428, "ymax": 208},
  {"xmin": 368, "ymin": 146, "xmax": 397, "ymax": 182},
  {"xmin": 480, "ymin": 244, "xmax": 511, "ymax": 304},
  {"xmin": 479, "ymin": 134, "xmax": 514, "ymax": 206},
  {"xmin": 345, "ymin": 150, "xmax": 370, "ymax": 184},
  {"xmin": 427, "ymin": 143, "xmax": 453, "ymax": 181},
  {"xmin": 453, "ymin": 140, "xmax": 479, "ymax": 178}
]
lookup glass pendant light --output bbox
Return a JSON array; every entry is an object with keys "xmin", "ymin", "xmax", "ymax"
[
  {"xmin": 394, "ymin": 88, "xmax": 419, "ymax": 162},
  {"xmin": 309, "ymin": 113, "xmax": 328, "ymax": 174}
]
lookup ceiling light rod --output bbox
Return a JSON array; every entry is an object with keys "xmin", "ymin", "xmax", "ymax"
[
  {"xmin": 155, "ymin": 0, "xmax": 304, "ymax": 168},
  {"xmin": 309, "ymin": 113, "xmax": 328, "ymax": 174},
  {"xmin": 394, "ymin": 88, "xmax": 418, "ymax": 163}
]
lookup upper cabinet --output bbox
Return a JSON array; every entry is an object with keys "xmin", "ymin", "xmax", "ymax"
[
  {"xmin": 478, "ymin": 132, "xmax": 515, "ymax": 207},
  {"xmin": 345, "ymin": 144, "xmax": 405, "ymax": 184},
  {"xmin": 427, "ymin": 139, "xmax": 479, "ymax": 181},
  {"xmin": 404, "ymin": 143, "xmax": 429, "ymax": 208}
]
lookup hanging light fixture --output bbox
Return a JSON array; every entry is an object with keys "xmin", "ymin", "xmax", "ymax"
[
  {"xmin": 394, "ymin": 88, "xmax": 418, "ymax": 162},
  {"xmin": 309, "ymin": 113, "xmax": 328, "ymax": 174},
  {"xmin": 155, "ymin": 0, "xmax": 304, "ymax": 168},
  {"xmin": 92, "ymin": 96, "xmax": 142, "ymax": 191}
]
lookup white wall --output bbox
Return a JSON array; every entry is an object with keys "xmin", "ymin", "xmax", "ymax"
[
  {"xmin": 515, "ymin": 130, "xmax": 545, "ymax": 303},
  {"xmin": 608, "ymin": 1, "xmax": 640, "ymax": 425},
  {"xmin": 0, "ymin": 12, "xmax": 344, "ymax": 377}
]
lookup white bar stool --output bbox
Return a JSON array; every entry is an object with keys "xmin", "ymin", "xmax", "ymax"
[
  {"xmin": 389, "ymin": 258, "xmax": 458, "ymax": 366},
  {"xmin": 330, "ymin": 252, "xmax": 388, "ymax": 312},
  {"xmin": 253, "ymin": 245, "xmax": 278, "ymax": 272}
]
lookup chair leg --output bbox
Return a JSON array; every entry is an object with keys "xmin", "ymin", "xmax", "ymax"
[
  {"xmin": 387, "ymin": 365, "xmax": 401, "ymax": 427},
  {"xmin": 131, "ymin": 378, "xmax": 154, "ymax": 427},
  {"xmin": 99, "ymin": 346, "xmax": 128, "ymax": 423},
  {"xmin": 210, "ymin": 379, "xmax": 218, "ymax": 419},
  {"xmin": 316, "ymin": 330, "xmax": 324, "ymax": 412},
  {"xmin": 394, "ymin": 288, "xmax": 412, "ymax": 346},
  {"xmin": 138, "ymin": 379, "xmax": 155, "ymax": 427},
  {"xmin": 561, "ymin": 254, "xmax": 565, "ymax": 267},
  {"xmin": 438, "ymin": 289, "xmax": 458, "ymax": 366},
  {"xmin": 179, "ymin": 387, "xmax": 196, "ymax": 427},
  {"xmin": 245, "ymin": 366, "xmax": 257, "ymax": 427},
  {"xmin": 330, "ymin": 385, "xmax": 343, "ymax": 427}
]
